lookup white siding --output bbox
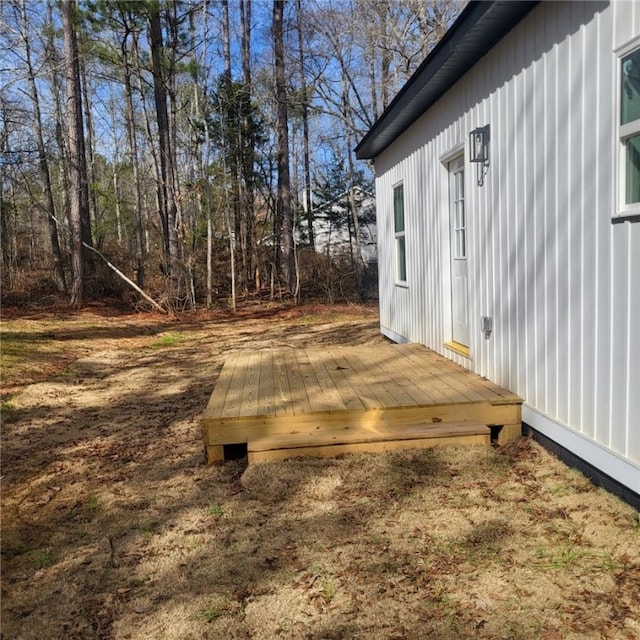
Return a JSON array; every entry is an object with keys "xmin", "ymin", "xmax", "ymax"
[{"xmin": 375, "ymin": 0, "xmax": 640, "ymax": 492}]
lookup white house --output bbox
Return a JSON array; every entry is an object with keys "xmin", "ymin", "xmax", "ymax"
[
  {"xmin": 356, "ymin": 0, "xmax": 639, "ymax": 502},
  {"xmin": 296, "ymin": 187, "xmax": 377, "ymax": 263}
]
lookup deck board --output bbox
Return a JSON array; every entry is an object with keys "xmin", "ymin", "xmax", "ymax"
[
  {"xmin": 389, "ymin": 347, "xmax": 458, "ymax": 405},
  {"xmin": 220, "ymin": 350, "xmax": 246, "ymax": 419},
  {"xmin": 355, "ymin": 348, "xmax": 418, "ymax": 407},
  {"xmin": 305, "ymin": 348, "xmax": 348, "ymax": 412},
  {"xmin": 257, "ymin": 351, "xmax": 276, "ymax": 417},
  {"xmin": 325, "ymin": 346, "xmax": 372, "ymax": 411},
  {"xmin": 398, "ymin": 345, "xmax": 484, "ymax": 403},
  {"xmin": 322, "ymin": 352, "xmax": 366, "ymax": 412},
  {"xmin": 202, "ymin": 342, "xmax": 522, "ymax": 463},
  {"xmin": 204, "ymin": 350, "xmax": 240, "ymax": 419},
  {"xmin": 272, "ymin": 348, "xmax": 295, "ymax": 415},
  {"xmin": 347, "ymin": 349, "xmax": 399, "ymax": 408},
  {"xmin": 381, "ymin": 352, "xmax": 440, "ymax": 406},
  {"xmin": 299, "ymin": 349, "xmax": 336, "ymax": 413},
  {"xmin": 249, "ymin": 421, "xmax": 490, "ymax": 452},
  {"xmin": 287, "ymin": 349, "xmax": 312, "ymax": 413},
  {"xmin": 240, "ymin": 350, "xmax": 261, "ymax": 417}
]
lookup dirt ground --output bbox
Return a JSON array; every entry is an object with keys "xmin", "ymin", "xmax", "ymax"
[{"xmin": 1, "ymin": 303, "xmax": 639, "ymax": 640}]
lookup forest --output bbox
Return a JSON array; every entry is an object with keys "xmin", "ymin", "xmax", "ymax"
[{"xmin": 1, "ymin": 0, "xmax": 461, "ymax": 311}]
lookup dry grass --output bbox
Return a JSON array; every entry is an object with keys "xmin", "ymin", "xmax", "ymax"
[{"xmin": 1, "ymin": 303, "xmax": 639, "ymax": 640}]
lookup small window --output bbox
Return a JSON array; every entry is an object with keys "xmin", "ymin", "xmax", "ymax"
[
  {"xmin": 618, "ymin": 46, "xmax": 640, "ymax": 217},
  {"xmin": 393, "ymin": 183, "xmax": 407, "ymax": 283}
]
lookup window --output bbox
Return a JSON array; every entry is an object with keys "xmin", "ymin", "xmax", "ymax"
[
  {"xmin": 393, "ymin": 183, "xmax": 407, "ymax": 283},
  {"xmin": 450, "ymin": 162, "xmax": 466, "ymax": 259},
  {"xmin": 618, "ymin": 44, "xmax": 640, "ymax": 217}
]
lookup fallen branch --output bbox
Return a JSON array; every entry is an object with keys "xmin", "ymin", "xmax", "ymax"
[
  {"xmin": 43, "ymin": 208, "xmax": 167, "ymax": 314},
  {"xmin": 82, "ymin": 241, "xmax": 167, "ymax": 314}
]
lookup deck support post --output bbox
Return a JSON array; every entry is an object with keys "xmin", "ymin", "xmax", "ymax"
[{"xmin": 497, "ymin": 423, "xmax": 523, "ymax": 445}]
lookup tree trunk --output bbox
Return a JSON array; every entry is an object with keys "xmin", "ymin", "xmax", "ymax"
[
  {"xmin": 121, "ymin": 38, "xmax": 145, "ymax": 287},
  {"xmin": 296, "ymin": 0, "xmax": 314, "ymax": 251},
  {"xmin": 80, "ymin": 59, "xmax": 98, "ymax": 246},
  {"xmin": 0, "ymin": 186, "xmax": 11, "ymax": 288},
  {"xmin": 225, "ymin": 172, "xmax": 237, "ymax": 312},
  {"xmin": 112, "ymin": 169, "xmax": 122, "ymax": 245},
  {"xmin": 165, "ymin": 2, "xmax": 185, "ymax": 266},
  {"xmin": 367, "ymin": 29, "xmax": 379, "ymax": 121},
  {"xmin": 192, "ymin": 0, "xmax": 214, "ymax": 306},
  {"xmin": 240, "ymin": 0, "xmax": 251, "ymax": 87},
  {"xmin": 222, "ymin": 0, "xmax": 231, "ymax": 80},
  {"xmin": 240, "ymin": 0, "xmax": 259, "ymax": 290},
  {"xmin": 343, "ymin": 84, "xmax": 363, "ymax": 271},
  {"xmin": 273, "ymin": 0, "xmax": 295, "ymax": 293},
  {"xmin": 19, "ymin": 0, "xmax": 67, "ymax": 294},
  {"xmin": 148, "ymin": 2, "xmax": 179, "ymax": 275},
  {"xmin": 379, "ymin": 1, "xmax": 392, "ymax": 111},
  {"xmin": 131, "ymin": 30, "xmax": 160, "ymax": 261},
  {"xmin": 46, "ymin": 1, "xmax": 70, "ymax": 260},
  {"xmin": 220, "ymin": 0, "xmax": 246, "ymax": 295},
  {"xmin": 0, "ymin": 106, "xmax": 15, "ymax": 285},
  {"xmin": 61, "ymin": 0, "xmax": 91, "ymax": 308}
]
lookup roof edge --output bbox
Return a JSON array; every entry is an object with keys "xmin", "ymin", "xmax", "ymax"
[{"xmin": 356, "ymin": 1, "xmax": 539, "ymax": 160}]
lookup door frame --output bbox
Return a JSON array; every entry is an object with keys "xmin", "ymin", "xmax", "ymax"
[{"xmin": 439, "ymin": 144, "xmax": 471, "ymax": 358}]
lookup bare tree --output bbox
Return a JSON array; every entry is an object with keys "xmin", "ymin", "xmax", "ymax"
[
  {"xmin": 1, "ymin": 0, "xmax": 465, "ymax": 308},
  {"xmin": 17, "ymin": 0, "xmax": 67, "ymax": 294},
  {"xmin": 80, "ymin": 52, "xmax": 99, "ymax": 241},
  {"xmin": 46, "ymin": 0, "xmax": 71, "ymax": 253},
  {"xmin": 219, "ymin": 0, "xmax": 237, "ymax": 307},
  {"xmin": 148, "ymin": 1, "xmax": 179, "ymax": 276},
  {"xmin": 240, "ymin": 0, "xmax": 259, "ymax": 291},
  {"xmin": 221, "ymin": 0, "xmax": 231, "ymax": 79},
  {"xmin": 273, "ymin": 0, "xmax": 295, "ymax": 294},
  {"xmin": 61, "ymin": 0, "xmax": 92, "ymax": 308},
  {"xmin": 296, "ymin": 0, "xmax": 314, "ymax": 251},
  {"xmin": 118, "ymin": 5, "xmax": 146, "ymax": 287}
]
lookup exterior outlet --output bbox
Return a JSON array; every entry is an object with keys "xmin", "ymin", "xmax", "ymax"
[{"xmin": 481, "ymin": 316, "xmax": 493, "ymax": 339}]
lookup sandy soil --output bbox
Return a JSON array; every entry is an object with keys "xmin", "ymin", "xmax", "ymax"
[{"xmin": 1, "ymin": 304, "xmax": 639, "ymax": 640}]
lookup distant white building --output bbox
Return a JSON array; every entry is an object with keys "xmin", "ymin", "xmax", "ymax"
[{"xmin": 297, "ymin": 187, "xmax": 377, "ymax": 263}]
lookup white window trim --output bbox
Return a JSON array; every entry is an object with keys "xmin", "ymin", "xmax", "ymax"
[
  {"xmin": 439, "ymin": 141, "xmax": 465, "ymax": 167},
  {"xmin": 393, "ymin": 181, "xmax": 407, "ymax": 286},
  {"xmin": 615, "ymin": 36, "xmax": 640, "ymax": 219}
]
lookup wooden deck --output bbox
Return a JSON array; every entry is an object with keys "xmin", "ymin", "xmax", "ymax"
[{"xmin": 202, "ymin": 343, "xmax": 522, "ymax": 464}]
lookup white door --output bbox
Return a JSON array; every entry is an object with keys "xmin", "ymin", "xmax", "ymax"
[{"xmin": 448, "ymin": 156, "xmax": 469, "ymax": 347}]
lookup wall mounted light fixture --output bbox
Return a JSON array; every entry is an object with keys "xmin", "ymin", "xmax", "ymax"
[{"xmin": 469, "ymin": 125, "xmax": 490, "ymax": 186}]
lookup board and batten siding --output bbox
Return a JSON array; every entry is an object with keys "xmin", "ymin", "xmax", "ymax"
[{"xmin": 374, "ymin": 0, "xmax": 639, "ymax": 493}]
